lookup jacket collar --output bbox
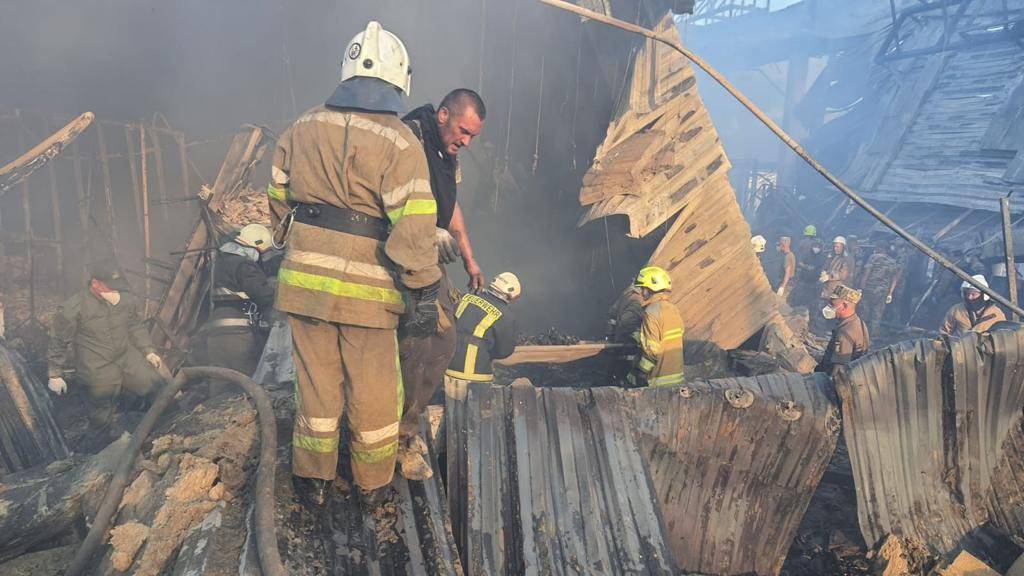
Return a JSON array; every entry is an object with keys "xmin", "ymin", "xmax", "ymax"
[
  {"xmin": 220, "ymin": 241, "xmax": 260, "ymax": 262},
  {"xmin": 325, "ymin": 77, "xmax": 405, "ymax": 115}
]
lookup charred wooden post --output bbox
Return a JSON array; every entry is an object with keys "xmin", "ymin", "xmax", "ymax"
[
  {"xmin": 140, "ymin": 125, "xmax": 152, "ymax": 317},
  {"xmin": 95, "ymin": 122, "xmax": 119, "ymax": 260},
  {"xmin": 0, "ymin": 111, "xmax": 94, "ymax": 198}
]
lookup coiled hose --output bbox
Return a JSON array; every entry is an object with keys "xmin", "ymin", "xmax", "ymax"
[{"xmin": 66, "ymin": 366, "xmax": 286, "ymax": 576}]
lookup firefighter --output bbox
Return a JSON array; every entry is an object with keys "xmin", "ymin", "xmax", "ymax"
[
  {"xmin": 815, "ymin": 284, "xmax": 870, "ymax": 378},
  {"xmin": 856, "ymin": 239, "xmax": 901, "ymax": 336},
  {"xmin": 775, "ymin": 236, "xmax": 796, "ymax": 301},
  {"xmin": 794, "ymin": 225, "xmax": 824, "ymax": 307},
  {"xmin": 268, "ymin": 21, "xmax": 441, "ymax": 507},
  {"xmin": 396, "ymin": 89, "xmax": 486, "ymax": 481},
  {"xmin": 443, "ymin": 272, "xmax": 521, "ymax": 387},
  {"xmin": 605, "ymin": 284, "xmax": 644, "ymax": 343},
  {"xmin": 629, "ymin": 266, "xmax": 685, "ymax": 387},
  {"xmin": 46, "ymin": 260, "xmax": 164, "ymax": 440},
  {"xmin": 203, "ymin": 224, "xmax": 277, "ymax": 392},
  {"xmin": 941, "ymin": 275, "xmax": 1006, "ymax": 337}
]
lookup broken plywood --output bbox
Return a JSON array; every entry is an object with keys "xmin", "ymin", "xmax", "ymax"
[
  {"xmin": 446, "ymin": 372, "xmax": 838, "ymax": 575},
  {"xmin": 578, "ymin": 12, "xmax": 731, "ymax": 238},
  {"xmin": 842, "ymin": 326, "xmax": 1024, "ymax": 555}
]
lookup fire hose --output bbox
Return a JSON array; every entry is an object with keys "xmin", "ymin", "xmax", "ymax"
[{"xmin": 66, "ymin": 366, "xmax": 286, "ymax": 576}]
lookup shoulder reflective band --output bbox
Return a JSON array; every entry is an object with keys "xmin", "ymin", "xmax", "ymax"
[
  {"xmin": 387, "ymin": 198, "xmax": 437, "ymax": 225},
  {"xmin": 267, "ymin": 183, "xmax": 289, "ymax": 202},
  {"xmin": 279, "ymin": 267, "xmax": 403, "ymax": 305}
]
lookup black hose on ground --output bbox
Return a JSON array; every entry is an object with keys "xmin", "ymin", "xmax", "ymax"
[{"xmin": 66, "ymin": 366, "xmax": 286, "ymax": 576}]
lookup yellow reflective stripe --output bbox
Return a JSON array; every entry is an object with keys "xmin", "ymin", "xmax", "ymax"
[
  {"xmin": 387, "ymin": 198, "xmax": 438, "ymax": 224},
  {"xmin": 638, "ymin": 357, "xmax": 655, "ymax": 372},
  {"xmin": 445, "ymin": 368, "xmax": 495, "ymax": 382},
  {"xmin": 662, "ymin": 328, "xmax": 683, "ymax": 342},
  {"xmin": 455, "ymin": 297, "xmax": 471, "ymax": 318},
  {"xmin": 293, "ymin": 433, "xmax": 339, "ymax": 453},
  {"xmin": 267, "ymin": 183, "xmax": 288, "ymax": 202},
  {"xmin": 279, "ymin": 268, "xmax": 403, "ymax": 305},
  {"xmin": 650, "ymin": 373, "xmax": 684, "ymax": 387},
  {"xmin": 464, "ymin": 343, "xmax": 480, "ymax": 375},
  {"xmin": 351, "ymin": 440, "xmax": 398, "ymax": 464},
  {"xmin": 354, "ymin": 421, "xmax": 400, "ymax": 445}
]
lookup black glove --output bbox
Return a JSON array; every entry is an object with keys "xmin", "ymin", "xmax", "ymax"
[{"xmin": 403, "ymin": 281, "xmax": 440, "ymax": 336}]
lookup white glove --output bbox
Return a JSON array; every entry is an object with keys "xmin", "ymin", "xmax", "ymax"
[
  {"xmin": 886, "ymin": 294, "xmax": 893, "ymax": 304},
  {"xmin": 776, "ymin": 287, "xmax": 785, "ymax": 297},
  {"xmin": 435, "ymin": 228, "xmax": 460, "ymax": 265},
  {"xmin": 145, "ymin": 352, "xmax": 163, "ymax": 370},
  {"xmin": 48, "ymin": 377, "xmax": 67, "ymax": 395},
  {"xmin": 819, "ymin": 271, "xmax": 830, "ymax": 283}
]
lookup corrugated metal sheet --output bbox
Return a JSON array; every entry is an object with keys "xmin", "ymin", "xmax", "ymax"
[
  {"xmin": 626, "ymin": 373, "xmax": 839, "ymax": 575},
  {"xmin": 446, "ymin": 373, "xmax": 838, "ymax": 575},
  {"xmin": 842, "ymin": 327, "xmax": 1024, "ymax": 553}
]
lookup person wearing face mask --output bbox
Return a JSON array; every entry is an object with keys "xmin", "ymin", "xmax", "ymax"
[
  {"xmin": 940, "ymin": 275, "xmax": 1006, "ymax": 337},
  {"xmin": 46, "ymin": 260, "xmax": 164, "ymax": 440},
  {"xmin": 815, "ymin": 284, "xmax": 870, "ymax": 378},
  {"xmin": 794, "ymin": 225, "xmax": 824, "ymax": 308}
]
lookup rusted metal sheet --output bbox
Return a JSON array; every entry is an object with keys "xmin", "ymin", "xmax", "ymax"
[
  {"xmin": 446, "ymin": 373, "xmax": 838, "ymax": 575},
  {"xmin": 842, "ymin": 327, "xmax": 1024, "ymax": 553},
  {"xmin": 626, "ymin": 372, "xmax": 839, "ymax": 575},
  {"xmin": 579, "ymin": 13, "xmax": 732, "ymax": 239}
]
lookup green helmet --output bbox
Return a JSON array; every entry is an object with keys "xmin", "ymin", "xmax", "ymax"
[
  {"xmin": 635, "ymin": 266, "xmax": 672, "ymax": 293},
  {"xmin": 803, "ymin": 225, "xmax": 817, "ymax": 237}
]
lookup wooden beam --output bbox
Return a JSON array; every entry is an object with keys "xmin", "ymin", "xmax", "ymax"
[
  {"xmin": 1002, "ymin": 197, "xmax": 1018, "ymax": 321},
  {"xmin": 494, "ymin": 343, "xmax": 625, "ymax": 366},
  {"xmin": 0, "ymin": 112, "xmax": 94, "ymax": 197},
  {"xmin": 140, "ymin": 125, "xmax": 152, "ymax": 317}
]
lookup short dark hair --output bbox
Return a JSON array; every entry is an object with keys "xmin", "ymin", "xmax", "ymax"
[{"xmin": 439, "ymin": 88, "xmax": 486, "ymax": 120}]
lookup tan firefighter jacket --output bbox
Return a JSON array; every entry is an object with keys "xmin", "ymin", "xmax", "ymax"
[
  {"xmin": 632, "ymin": 292, "xmax": 685, "ymax": 387},
  {"xmin": 268, "ymin": 106, "xmax": 441, "ymax": 329}
]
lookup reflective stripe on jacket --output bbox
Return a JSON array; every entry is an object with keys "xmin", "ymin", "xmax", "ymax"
[
  {"xmin": 633, "ymin": 293, "xmax": 684, "ymax": 387},
  {"xmin": 446, "ymin": 291, "xmax": 517, "ymax": 382},
  {"xmin": 269, "ymin": 106, "xmax": 441, "ymax": 328}
]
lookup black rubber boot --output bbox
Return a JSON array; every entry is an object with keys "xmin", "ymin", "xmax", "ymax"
[
  {"xmin": 293, "ymin": 475, "xmax": 331, "ymax": 508},
  {"xmin": 358, "ymin": 485, "xmax": 393, "ymax": 509}
]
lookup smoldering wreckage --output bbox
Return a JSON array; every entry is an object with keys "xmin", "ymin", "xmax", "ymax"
[{"xmin": 1, "ymin": 1, "xmax": 1024, "ymax": 575}]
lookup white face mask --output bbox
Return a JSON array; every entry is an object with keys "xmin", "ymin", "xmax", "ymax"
[
  {"xmin": 812, "ymin": 246, "xmax": 821, "ymax": 254},
  {"xmin": 100, "ymin": 291, "xmax": 121, "ymax": 306},
  {"xmin": 822, "ymin": 305, "xmax": 836, "ymax": 320}
]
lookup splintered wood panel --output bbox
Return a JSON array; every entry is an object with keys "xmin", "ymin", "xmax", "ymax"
[
  {"xmin": 578, "ymin": 12, "xmax": 729, "ymax": 236},
  {"xmin": 645, "ymin": 169, "xmax": 777, "ymax": 350}
]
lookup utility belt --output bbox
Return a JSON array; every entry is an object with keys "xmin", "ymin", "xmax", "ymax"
[{"xmin": 293, "ymin": 202, "xmax": 389, "ymax": 241}]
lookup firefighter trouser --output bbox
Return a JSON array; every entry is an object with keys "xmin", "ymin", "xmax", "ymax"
[
  {"xmin": 79, "ymin": 348, "xmax": 162, "ymax": 428},
  {"xmin": 288, "ymin": 314, "xmax": 403, "ymax": 490},
  {"xmin": 397, "ymin": 325, "xmax": 457, "ymax": 440}
]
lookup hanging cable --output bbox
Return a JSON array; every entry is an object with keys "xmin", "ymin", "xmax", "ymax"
[
  {"xmin": 496, "ymin": 0, "xmax": 520, "ymax": 212},
  {"xmin": 571, "ymin": 21, "xmax": 583, "ymax": 172},
  {"xmin": 532, "ymin": 55, "xmax": 545, "ymax": 175}
]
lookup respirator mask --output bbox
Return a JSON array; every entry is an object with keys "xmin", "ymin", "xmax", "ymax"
[
  {"xmin": 821, "ymin": 305, "xmax": 836, "ymax": 320},
  {"xmin": 100, "ymin": 291, "xmax": 121, "ymax": 306}
]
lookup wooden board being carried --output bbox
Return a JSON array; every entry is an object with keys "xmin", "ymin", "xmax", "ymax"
[{"xmin": 494, "ymin": 342, "xmax": 625, "ymax": 366}]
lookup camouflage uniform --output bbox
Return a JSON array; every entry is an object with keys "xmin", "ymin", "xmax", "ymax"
[{"xmin": 858, "ymin": 252, "xmax": 901, "ymax": 336}]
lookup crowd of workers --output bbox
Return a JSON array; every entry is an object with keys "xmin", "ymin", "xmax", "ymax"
[{"xmin": 37, "ymin": 20, "xmax": 1012, "ymax": 511}]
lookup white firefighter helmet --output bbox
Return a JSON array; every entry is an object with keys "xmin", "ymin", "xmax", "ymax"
[
  {"xmin": 237, "ymin": 224, "xmax": 273, "ymax": 250},
  {"xmin": 341, "ymin": 21, "xmax": 412, "ymax": 95},
  {"xmin": 750, "ymin": 235, "xmax": 767, "ymax": 253},
  {"xmin": 490, "ymin": 272, "xmax": 522, "ymax": 300},
  {"xmin": 961, "ymin": 274, "xmax": 990, "ymax": 301},
  {"xmin": 833, "ymin": 235, "xmax": 847, "ymax": 245}
]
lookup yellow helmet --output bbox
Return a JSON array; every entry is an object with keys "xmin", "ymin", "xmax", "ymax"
[{"xmin": 635, "ymin": 266, "xmax": 672, "ymax": 293}]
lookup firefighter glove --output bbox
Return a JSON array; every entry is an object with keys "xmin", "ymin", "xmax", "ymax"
[
  {"xmin": 404, "ymin": 281, "xmax": 441, "ymax": 336},
  {"xmin": 48, "ymin": 377, "xmax": 67, "ymax": 395},
  {"xmin": 435, "ymin": 228, "xmax": 460, "ymax": 265},
  {"xmin": 145, "ymin": 352, "xmax": 163, "ymax": 370}
]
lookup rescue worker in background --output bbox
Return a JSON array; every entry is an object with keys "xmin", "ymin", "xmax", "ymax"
[
  {"xmin": 629, "ymin": 266, "xmax": 685, "ymax": 387},
  {"xmin": 204, "ymin": 223, "xmax": 277, "ymax": 393},
  {"xmin": 941, "ymin": 275, "xmax": 1006, "ymax": 337},
  {"xmin": 267, "ymin": 21, "xmax": 441, "ymax": 507},
  {"xmin": 605, "ymin": 284, "xmax": 644, "ymax": 343},
  {"xmin": 795, "ymin": 225, "xmax": 824, "ymax": 307},
  {"xmin": 443, "ymin": 272, "xmax": 520, "ymax": 385},
  {"xmin": 815, "ymin": 284, "xmax": 870, "ymax": 378},
  {"xmin": 396, "ymin": 88, "xmax": 486, "ymax": 481},
  {"xmin": 856, "ymin": 239, "xmax": 901, "ymax": 337},
  {"xmin": 46, "ymin": 260, "xmax": 164, "ymax": 441},
  {"xmin": 820, "ymin": 236, "xmax": 852, "ymax": 298},
  {"xmin": 775, "ymin": 236, "xmax": 796, "ymax": 301}
]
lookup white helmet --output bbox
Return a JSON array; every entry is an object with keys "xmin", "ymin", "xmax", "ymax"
[
  {"xmin": 833, "ymin": 236, "xmax": 847, "ymax": 245},
  {"xmin": 341, "ymin": 21, "xmax": 411, "ymax": 95},
  {"xmin": 961, "ymin": 274, "xmax": 990, "ymax": 300},
  {"xmin": 237, "ymin": 224, "xmax": 272, "ymax": 250},
  {"xmin": 750, "ymin": 235, "xmax": 767, "ymax": 253},
  {"xmin": 490, "ymin": 272, "xmax": 521, "ymax": 300}
]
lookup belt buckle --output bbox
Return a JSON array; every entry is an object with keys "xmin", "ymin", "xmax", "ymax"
[{"xmin": 304, "ymin": 205, "xmax": 321, "ymax": 218}]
